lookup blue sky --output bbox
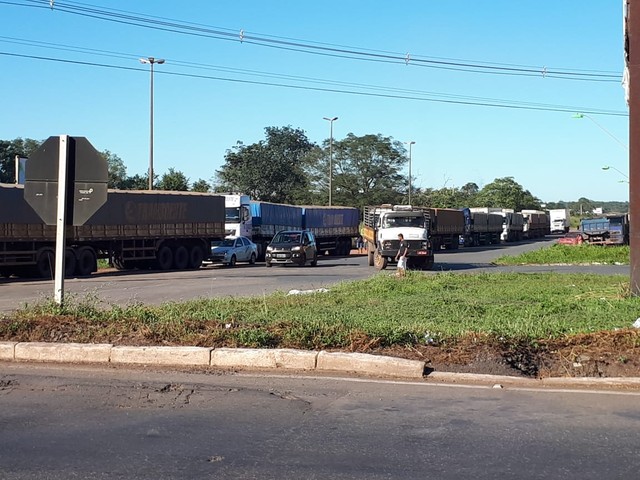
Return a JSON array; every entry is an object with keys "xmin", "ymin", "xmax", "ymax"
[{"xmin": 0, "ymin": 1, "xmax": 629, "ymax": 202}]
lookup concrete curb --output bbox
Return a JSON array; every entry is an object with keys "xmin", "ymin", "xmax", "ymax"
[
  {"xmin": 0, "ymin": 342, "xmax": 426, "ymax": 379},
  {"xmin": 2, "ymin": 341, "xmax": 640, "ymax": 387}
]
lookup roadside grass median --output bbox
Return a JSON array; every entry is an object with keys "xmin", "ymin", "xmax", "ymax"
[{"xmin": 494, "ymin": 244, "xmax": 630, "ymax": 266}]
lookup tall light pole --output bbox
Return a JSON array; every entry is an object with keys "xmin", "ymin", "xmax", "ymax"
[
  {"xmin": 405, "ymin": 141, "xmax": 415, "ymax": 204},
  {"xmin": 323, "ymin": 116, "xmax": 338, "ymax": 206},
  {"xmin": 140, "ymin": 56, "xmax": 165, "ymax": 190},
  {"xmin": 602, "ymin": 165, "xmax": 629, "ymax": 181},
  {"xmin": 572, "ymin": 113, "xmax": 628, "ymax": 151}
]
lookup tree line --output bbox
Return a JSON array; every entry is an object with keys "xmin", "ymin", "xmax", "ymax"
[{"xmin": 2, "ymin": 130, "xmax": 623, "ymax": 213}]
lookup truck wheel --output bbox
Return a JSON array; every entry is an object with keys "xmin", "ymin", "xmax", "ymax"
[
  {"xmin": 367, "ymin": 244, "xmax": 375, "ymax": 266},
  {"xmin": 0, "ymin": 267, "xmax": 13, "ymax": 278},
  {"xmin": 156, "ymin": 245, "xmax": 174, "ymax": 270},
  {"xmin": 35, "ymin": 248, "xmax": 55, "ymax": 279},
  {"xmin": 173, "ymin": 245, "xmax": 189, "ymax": 270},
  {"xmin": 64, "ymin": 248, "xmax": 77, "ymax": 278},
  {"xmin": 76, "ymin": 247, "xmax": 96, "ymax": 277},
  {"xmin": 310, "ymin": 254, "xmax": 317, "ymax": 267},
  {"xmin": 424, "ymin": 256, "xmax": 435, "ymax": 270},
  {"xmin": 188, "ymin": 245, "xmax": 204, "ymax": 269},
  {"xmin": 373, "ymin": 249, "xmax": 387, "ymax": 270},
  {"xmin": 265, "ymin": 261, "xmax": 272, "ymax": 267}
]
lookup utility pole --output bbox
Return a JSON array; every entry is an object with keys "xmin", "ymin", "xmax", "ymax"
[{"xmin": 628, "ymin": 0, "xmax": 640, "ymax": 294}]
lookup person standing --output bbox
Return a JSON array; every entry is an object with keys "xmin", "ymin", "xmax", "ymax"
[{"xmin": 395, "ymin": 233, "xmax": 408, "ymax": 277}]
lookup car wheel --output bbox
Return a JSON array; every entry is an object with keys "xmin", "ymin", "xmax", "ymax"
[
  {"xmin": 300, "ymin": 253, "xmax": 306, "ymax": 266},
  {"xmin": 266, "ymin": 261, "xmax": 272, "ymax": 267},
  {"xmin": 249, "ymin": 253, "xmax": 256, "ymax": 265},
  {"xmin": 228, "ymin": 255, "xmax": 236, "ymax": 267}
]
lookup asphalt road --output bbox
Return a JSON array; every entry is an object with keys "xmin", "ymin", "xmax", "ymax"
[
  {"xmin": 1, "ymin": 363, "xmax": 639, "ymax": 480},
  {"xmin": 0, "ymin": 238, "xmax": 628, "ymax": 313}
]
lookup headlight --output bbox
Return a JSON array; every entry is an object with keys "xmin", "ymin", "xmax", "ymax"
[
  {"xmin": 266, "ymin": 246, "xmax": 273, "ymax": 252},
  {"xmin": 291, "ymin": 246, "xmax": 301, "ymax": 252}
]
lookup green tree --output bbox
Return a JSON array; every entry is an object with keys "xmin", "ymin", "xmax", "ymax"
[
  {"xmin": 474, "ymin": 177, "xmax": 542, "ymax": 211},
  {"xmin": 120, "ymin": 173, "xmax": 150, "ymax": 190},
  {"xmin": 101, "ymin": 150, "xmax": 128, "ymax": 189},
  {"xmin": 156, "ymin": 168, "xmax": 189, "ymax": 191},
  {"xmin": 215, "ymin": 126, "xmax": 314, "ymax": 203},
  {"xmin": 191, "ymin": 178, "xmax": 211, "ymax": 193},
  {"xmin": 305, "ymin": 133, "xmax": 407, "ymax": 209},
  {"xmin": 0, "ymin": 138, "xmax": 42, "ymax": 183}
]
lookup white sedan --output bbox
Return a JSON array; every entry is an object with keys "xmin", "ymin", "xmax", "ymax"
[{"xmin": 209, "ymin": 236, "xmax": 258, "ymax": 266}]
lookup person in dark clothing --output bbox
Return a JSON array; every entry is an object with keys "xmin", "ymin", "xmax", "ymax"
[{"xmin": 395, "ymin": 233, "xmax": 408, "ymax": 277}]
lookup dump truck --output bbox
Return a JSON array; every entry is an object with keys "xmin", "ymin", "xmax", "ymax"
[
  {"xmin": 580, "ymin": 214, "xmax": 629, "ymax": 245},
  {"xmin": 362, "ymin": 204, "xmax": 434, "ymax": 270},
  {"xmin": 0, "ymin": 183, "xmax": 226, "ymax": 278}
]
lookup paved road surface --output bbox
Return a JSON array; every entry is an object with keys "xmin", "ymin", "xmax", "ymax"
[{"xmin": 1, "ymin": 363, "xmax": 638, "ymax": 479}]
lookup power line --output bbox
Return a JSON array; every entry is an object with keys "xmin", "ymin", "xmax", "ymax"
[
  {"xmin": 7, "ymin": 0, "xmax": 623, "ymax": 83},
  {"xmin": 0, "ymin": 50, "xmax": 628, "ymax": 117}
]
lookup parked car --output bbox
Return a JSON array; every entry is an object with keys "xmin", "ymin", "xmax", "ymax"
[
  {"xmin": 265, "ymin": 230, "xmax": 318, "ymax": 267},
  {"xmin": 209, "ymin": 236, "xmax": 258, "ymax": 266},
  {"xmin": 556, "ymin": 231, "xmax": 585, "ymax": 246}
]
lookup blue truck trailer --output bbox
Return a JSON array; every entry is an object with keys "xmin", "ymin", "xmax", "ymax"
[
  {"xmin": 302, "ymin": 206, "xmax": 360, "ymax": 256},
  {"xmin": 580, "ymin": 214, "xmax": 629, "ymax": 245},
  {"xmin": 248, "ymin": 201, "xmax": 360, "ymax": 258}
]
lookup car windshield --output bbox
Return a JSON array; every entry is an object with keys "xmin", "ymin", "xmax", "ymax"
[
  {"xmin": 383, "ymin": 215, "xmax": 424, "ymax": 228},
  {"xmin": 220, "ymin": 238, "xmax": 236, "ymax": 247},
  {"xmin": 273, "ymin": 232, "xmax": 301, "ymax": 243}
]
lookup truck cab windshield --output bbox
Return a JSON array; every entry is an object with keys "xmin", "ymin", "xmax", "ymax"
[
  {"xmin": 383, "ymin": 215, "xmax": 425, "ymax": 228},
  {"xmin": 225, "ymin": 207, "xmax": 240, "ymax": 223}
]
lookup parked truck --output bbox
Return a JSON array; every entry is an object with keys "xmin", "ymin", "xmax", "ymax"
[
  {"xmin": 362, "ymin": 204, "xmax": 434, "ymax": 270},
  {"xmin": 241, "ymin": 199, "xmax": 360, "ymax": 259},
  {"xmin": 468, "ymin": 207, "xmax": 523, "ymax": 242},
  {"xmin": 427, "ymin": 208, "xmax": 465, "ymax": 250},
  {"xmin": 460, "ymin": 208, "xmax": 502, "ymax": 246},
  {"xmin": 548, "ymin": 208, "xmax": 571, "ymax": 234},
  {"xmin": 0, "ymin": 183, "xmax": 226, "ymax": 278},
  {"xmin": 521, "ymin": 210, "xmax": 549, "ymax": 239},
  {"xmin": 580, "ymin": 214, "xmax": 629, "ymax": 245}
]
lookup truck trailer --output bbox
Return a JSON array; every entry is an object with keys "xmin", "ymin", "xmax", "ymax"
[
  {"xmin": 580, "ymin": 214, "xmax": 629, "ymax": 245},
  {"xmin": 0, "ymin": 183, "xmax": 226, "ymax": 278},
  {"xmin": 460, "ymin": 208, "xmax": 502, "ymax": 246},
  {"xmin": 521, "ymin": 210, "xmax": 549, "ymax": 239},
  {"xmin": 427, "ymin": 208, "xmax": 465, "ymax": 250},
  {"xmin": 362, "ymin": 204, "xmax": 434, "ymax": 270}
]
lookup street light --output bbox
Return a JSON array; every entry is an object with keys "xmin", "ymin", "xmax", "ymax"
[
  {"xmin": 405, "ymin": 141, "xmax": 415, "ymax": 204},
  {"xmin": 140, "ymin": 56, "xmax": 165, "ymax": 190},
  {"xmin": 602, "ymin": 165, "xmax": 629, "ymax": 181},
  {"xmin": 323, "ymin": 116, "xmax": 338, "ymax": 206},
  {"xmin": 573, "ymin": 113, "xmax": 628, "ymax": 150}
]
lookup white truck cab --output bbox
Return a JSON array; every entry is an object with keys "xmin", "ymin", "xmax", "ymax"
[{"xmin": 223, "ymin": 194, "xmax": 252, "ymax": 237}]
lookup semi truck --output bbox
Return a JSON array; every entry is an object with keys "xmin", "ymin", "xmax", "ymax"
[
  {"xmin": 468, "ymin": 208, "xmax": 523, "ymax": 242},
  {"xmin": 222, "ymin": 194, "xmax": 359, "ymax": 258},
  {"xmin": 460, "ymin": 208, "xmax": 502, "ymax": 246},
  {"xmin": 0, "ymin": 183, "xmax": 226, "ymax": 278},
  {"xmin": 521, "ymin": 210, "xmax": 549, "ymax": 239},
  {"xmin": 427, "ymin": 208, "xmax": 465, "ymax": 250},
  {"xmin": 548, "ymin": 208, "xmax": 571, "ymax": 234},
  {"xmin": 362, "ymin": 204, "xmax": 434, "ymax": 270},
  {"xmin": 580, "ymin": 214, "xmax": 629, "ymax": 245}
]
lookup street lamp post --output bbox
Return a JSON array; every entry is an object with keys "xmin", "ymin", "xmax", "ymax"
[
  {"xmin": 140, "ymin": 57, "xmax": 165, "ymax": 190},
  {"xmin": 573, "ymin": 113, "xmax": 628, "ymax": 151},
  {"xmin": 405, "ymin": 141, "xmax": 415, "ymax": 204},
  {"xmin": 323, "ymin": 116, "xmax": 338, "ymax": 206},
  {"xmin": 602, "ymin": 165, "xmax": 629, "ymax": 181}
]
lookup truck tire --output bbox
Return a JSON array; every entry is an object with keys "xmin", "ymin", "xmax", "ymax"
[
  {"xmin": 76, "ymin": 247, "xmax": 96, "ymax": 277},
  {"xmin": 156, "ymin": 245, "xmax": 173, "ymax": 270},
  {"xmin": 373, "ymin": 249, "xmax": 387, "ymax": 270},
  {"xmin": 173, "ymin": 245, "xmax": 189, "ymax": 270},
  {"xmin": 65, "ymin": 248, "xmax": 77, "ymax": 278},
  {"xmin": 188, "ymin": 245, "xmax": 205, "ymax": 269},
  {"xmin": 367, "ymin": 244, "xmax": 375, "ymax": 266},
  {"xmin": 35, "ymin": 248, "xmax": 55, "ymax": 279}
]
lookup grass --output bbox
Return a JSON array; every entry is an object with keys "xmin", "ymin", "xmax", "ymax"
[
  {"xmin": 494, "ymin": 244, "xmax": 630, "ymax": 266},
  {"xmin": 2, "ymin": 272, "xmax": 639, "ymax": 350}
]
